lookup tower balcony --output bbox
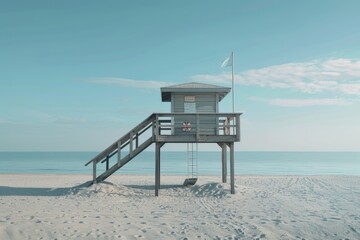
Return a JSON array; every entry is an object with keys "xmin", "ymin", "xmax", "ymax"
[{"xmin": 153, "ymin": 113, "xmax": 241, "ymax": 143}]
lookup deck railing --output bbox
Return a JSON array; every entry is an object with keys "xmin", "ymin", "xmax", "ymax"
[{"xmin": 153, "ymin": 113, "xmax": 241, "ymax": 142}]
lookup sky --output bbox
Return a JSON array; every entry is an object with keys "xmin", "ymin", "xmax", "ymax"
[{"xmin": 1, "ymin": 0, "xmax": 360, "ymax": 152}]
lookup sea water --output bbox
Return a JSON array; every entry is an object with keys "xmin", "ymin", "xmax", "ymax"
[{"xmin": 0, "ymin": 152, "xmax": 359, "ymax": 176}]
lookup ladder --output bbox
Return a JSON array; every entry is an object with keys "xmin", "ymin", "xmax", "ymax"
[{"xmin": 183, "ymin": 143, "xmax": 198, "ymax": 186}]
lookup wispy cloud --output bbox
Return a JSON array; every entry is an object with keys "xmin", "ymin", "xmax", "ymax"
[
  {"xmin": 89, "ymin": 77, "xmax": 175, "ymax": 89},
  {"xmin": 270, "ymin": 98, "xmax": 352, "ymax": 107},
  {"xmin": 0, "ymin": 118, "xmax": 17, "ymax": 124},
  {"xmin": 192, "ymin": 58, "xmax": 360, "ymax": 96},
  {"xmin": 250, "ymin": 97, "xmax": 353, "ymax": 107},
  {"xmin": 27, "ymin": 110, "xmax": 88, "ymax": 125},
  {"xmin": 53, "ymin": 117, "xmax": 87, "ymax": 125}
]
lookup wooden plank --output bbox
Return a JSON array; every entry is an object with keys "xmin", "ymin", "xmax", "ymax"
[{"xmin": 155, "ymin": 135, "xmax": 238, "ymax": 143}]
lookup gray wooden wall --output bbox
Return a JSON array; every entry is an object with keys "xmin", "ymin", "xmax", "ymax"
[{"xmin": 172, "ymin": 93, "xmax": 218, "ymax": 135}]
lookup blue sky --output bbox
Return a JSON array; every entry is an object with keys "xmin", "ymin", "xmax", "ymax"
[{"xmin": 1, "ymin": 0, "xmax": 360, "ymax": 151}]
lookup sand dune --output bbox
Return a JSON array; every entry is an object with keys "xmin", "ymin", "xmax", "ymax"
[{"xmin": 0, "ymin": 174, "xmax": 359, "ymax": 239}]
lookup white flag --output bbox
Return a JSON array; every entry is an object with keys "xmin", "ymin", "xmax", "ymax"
[{"xmin": 221, "ymin": 53, "xmax": 233, "ymax": 67}]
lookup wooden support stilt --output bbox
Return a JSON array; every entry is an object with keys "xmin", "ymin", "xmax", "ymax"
[
  {"xmin": 222, "ymin": 143, "xmax": 227, "ymax": 183},
  {"xmin": 230, "ymin": 142, "xmax": 235, "ymax": 194},
  {"xmin": 155, "ymin": 143, "xmax": 161, "ymax": 196}
]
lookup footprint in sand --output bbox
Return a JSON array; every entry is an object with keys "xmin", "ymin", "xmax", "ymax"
[{"xmin": 254, "ymin": 233, "xmax": 266, "ymax": 240}]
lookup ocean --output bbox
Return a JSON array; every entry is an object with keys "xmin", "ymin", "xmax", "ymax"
[{"xmin": 0, "ymin": 151, "xmax": 359, "ymax": 176}]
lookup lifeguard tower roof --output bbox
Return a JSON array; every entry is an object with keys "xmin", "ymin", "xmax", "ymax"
[{"xmin": 161, "ymin": 82, "xmax": 230, "ymax": 102}]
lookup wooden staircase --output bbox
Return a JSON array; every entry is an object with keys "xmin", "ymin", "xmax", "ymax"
[
  {"xmin": 85, "ymin": 112, "xmax": 241, "ymax": 195},
  {"xmin": 85, "ymin": 114, "xmax": 156, "ymax": 184}
]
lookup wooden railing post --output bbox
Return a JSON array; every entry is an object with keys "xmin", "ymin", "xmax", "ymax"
[
  {"xmin": 130, "ymin": 131, "xmax": 134, "ymax": 157},
  {"xmin": 105, "ymin": 156, "xmax": 109, "ymax": 170},
  {"xmin": 155, "ymin": 114, "xmax": 159, "ymax": 138},
  {"xmin": 93, "ymin": 160, "xmax": 97, "ymax": 184},
  {"xmin": 136, "ymin": 133, "xmax": 139, "ymax": 148},
  {"xmin": 117, "ymin": 141, "xmax": 121, "ymax": 167}
]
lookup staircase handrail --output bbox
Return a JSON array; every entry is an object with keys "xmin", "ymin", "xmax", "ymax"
[{"xmin": 85, "ymin": 113, "xmax": 156, "ymax": 166}]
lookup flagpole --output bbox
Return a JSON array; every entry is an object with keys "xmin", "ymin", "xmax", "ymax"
[{"xmin": 231, "ymin": 51, "xmax": 235, "ymax": 113}]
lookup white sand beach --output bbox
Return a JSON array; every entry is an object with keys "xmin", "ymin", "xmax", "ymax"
[{"xmin": 0, "ymin": 174, "xmax": 359, "ymax": 240}]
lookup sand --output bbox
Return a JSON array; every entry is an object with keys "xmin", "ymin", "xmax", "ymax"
[{"xmin": 0, "ymin": 174, "xmax": 359, "ymax": 240}]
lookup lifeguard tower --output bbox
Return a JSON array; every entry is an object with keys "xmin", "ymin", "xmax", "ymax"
[{"xmin": 85, "ymin": 82, "xmax": 241, "ymax": 196}]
